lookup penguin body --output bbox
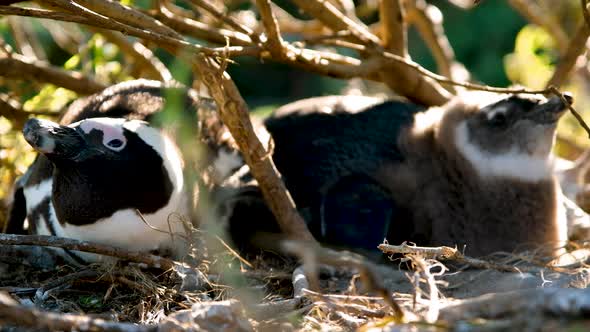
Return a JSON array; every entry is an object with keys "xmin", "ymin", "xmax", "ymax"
[
  {"xmin": 6, "ymin": 80, "xmax": 213, "ymax": 263},
  {"xmin": 225, "ymin": 93, "xmax": 570, "ymax": 257}
]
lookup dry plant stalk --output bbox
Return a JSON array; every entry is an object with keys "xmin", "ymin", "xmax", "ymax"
[
  {"xmin": 0, "ymin": 234, "xmax": 178, "ymax": 270},
  {"xmin": 378, "ymin": 242, "xmax": 527, "ymax": 273}
]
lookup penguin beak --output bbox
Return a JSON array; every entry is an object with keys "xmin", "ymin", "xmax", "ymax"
[
  {"xmin": 526, "ymin": 93, "xmax": 572, "ymax": 125},
  {"xmin": 23, "ymin": 118, "xmax": 86, "ymax": 160}
]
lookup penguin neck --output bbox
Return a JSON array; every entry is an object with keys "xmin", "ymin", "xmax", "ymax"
[
  {"xmin": 382, "ymin": 121, "xmax": 566, "ymax": 257},
  {"xmin": 433, "ymin": 136, "xmax": 566, "ymax": 257}
]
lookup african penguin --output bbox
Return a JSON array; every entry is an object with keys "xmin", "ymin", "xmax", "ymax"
[
  {"xmin": 222, "ymin": 92, "xmax": 572, "ymax": 258},
  {"xmin": 6, "ymin": 80, "xmax": 238, "ymax": 263}
]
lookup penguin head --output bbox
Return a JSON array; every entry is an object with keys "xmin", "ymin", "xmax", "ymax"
[
  {"xmin": 22, "ymin": 116, "xmax": 184, "ymax": 225},
  {"xmin": 438, "ymin": 92, "xmax": 572, "ymax": 181}
]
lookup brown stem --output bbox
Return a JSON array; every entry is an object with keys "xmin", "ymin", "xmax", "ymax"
[
  {"xmin": 255, "ymin": 0, "xmax": 285, "ymax": 58},
  {"xmin": 193, "ymin": 55, "xmax": 316, "ymax": 243},
  {"xmin": 379, "ymin": 0, "xmax": 407, "ymax": 55},
  {"xmin": 546, "ymin": 23, "xmax": 590, "ymax": 88}
]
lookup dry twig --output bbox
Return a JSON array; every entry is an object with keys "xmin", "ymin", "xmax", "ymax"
[
  {"xmin": 378, "ymin": 242, "xmax": 528, "ymax": 273},
  {"xmin": 0, "ymin": 234, "xmax": 178, "ymax": 270}
]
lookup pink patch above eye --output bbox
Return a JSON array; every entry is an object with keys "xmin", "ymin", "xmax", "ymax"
[{"xmin": 79, "ymin": 119, "xmax": 127, "ymax": 149}]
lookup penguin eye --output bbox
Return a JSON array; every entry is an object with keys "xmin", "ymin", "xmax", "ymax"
[
  {"xmin": 105, "ymin": 139, "xmax": 125, "ymax": 150},
  {"xmin": 489, "ymin": 113, "xmax": 508, "ymax": 128}
]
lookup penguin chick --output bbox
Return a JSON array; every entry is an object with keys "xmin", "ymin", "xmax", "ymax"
[
  {"xmin": 6, "ymin": 80, "xmax": 230, "ymax": 263},
  {"xmin": 257, "ymin": 92, "xmax": 571, "ymax": 257}
]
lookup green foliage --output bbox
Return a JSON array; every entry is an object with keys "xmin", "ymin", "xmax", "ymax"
[
  {"xmin": 504, "ymin": 25, "xmax": 556, "ymax": 89},
  {"xmin": 23, "ymin": 85, "xmax": 77, "ymax": 113}
]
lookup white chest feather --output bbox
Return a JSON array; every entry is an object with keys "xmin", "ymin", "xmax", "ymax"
[
  {"xmin": 454, "ymin": 122, "xmax": 553, "ymax": 182},
  {"xmin": 23, "ymin": 178, "xmax": 187, "ymax": 260}
]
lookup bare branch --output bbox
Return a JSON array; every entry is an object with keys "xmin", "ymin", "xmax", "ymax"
[
  {"xmin": 94, "ymin": 29, "xmax": 173, "ymax": 82},
  {"xmin": 188, "ymin": 0, "xmax": 257, "ymax": 42},
  {"xmin": 0, "ymin": 6, "xmax": 260, "ymax": 57},
  {"xmin": 155, "ymin": 1, "xmax": 252, "ymax": 46},
  {"xmin": 193, "ymin": 55, "xmax": 316, "ymax": 242},
  {"xmin": 72, "ymin": 0, "xmax": 182, "ymax": 39},
  {"xmin": 0, "ymin": 94, "xmax": 29, "ymax": 130},
  {"xmin": 582, "ymin": 0, "xmax": 590, "ymax": 31},
  {"xmin": 291, "ymin": 0, "xmax": 381, "ymax": 45},
  {"xmin": 0, "ymin": 53, "xmax": 105, "ymax": 94},
  {"xmin": 379, "ymin": 0, "xmax": 407, "ymax": 55},
  {"xmin": 7, "ymin": 16, "xmax": 47, "ymax": 61},
  {"xmin": 406, "ymin": 0, "xmax": 461, "ymax": 82},
  {"xmin": 546, "ymin": 25, "xmax": 590, "ymax": 88},
  {"xmin": 378, "ymin": 242, "xmax": 530, "ymax": 272},
  {"xmin": 0, "ymin": 234, "xmax": 178, "ymax": 270},
  {"xmin": 255, "ymin": 0, "xmax": 285, "ymax": 57}
]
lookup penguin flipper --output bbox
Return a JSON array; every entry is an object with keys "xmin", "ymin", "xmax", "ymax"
[
  {"xmin": 319, "ymin": 174, "xmax": 395, "ymax": 253},
  {"xmin": 4, "ymin": 179, "xmax": 27, "ymax": 234}
]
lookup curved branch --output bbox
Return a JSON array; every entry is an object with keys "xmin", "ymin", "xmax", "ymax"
[
  {"xmin": 0, "ymin": 54, "xmax": 105, "ymax": 94},
  {"xmin": 155, "ymin": 2, "xmax": 252, "ymax": 46},
  {"xmin": 0, "ymin": 94, "xmax": 29, "ymax": 130},
  {"xmin": 291, "ymin": 0, "xmax": 380, "ymax": 45},
  {"xmin": 255, "ymin": 0, "xmax": 285, "ymax": 57},
  {"xmin": 0, "ymin": 6, "xmax": 260, "ymax": 58},
  {"xmin": 406, "ymin": 0, "xmax": 455, "ymax": 79},
  {"xmin": 379, "ymin": 0, "xmax": 407, "ymax": 55},
  {"xmin": 546, "ymin": 23, "xmax": 590, "ymax": 88},
  {"xmin": 193, "ymin": 55, "xmax": 316, "ymax": 243},
  {"xmin": 188, "ymin": 0, "xmax": 257, "ymax": 42},
  {"xmin": 0, "ymin": 234, "xmax": 176, "ymax": 269}
]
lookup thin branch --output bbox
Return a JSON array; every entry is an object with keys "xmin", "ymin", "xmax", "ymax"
[
  {"xmin": 291, "ymin": 0, "xmax": 381, "ymax": 45},
  {"xmin": 546, "ymin": 23, "xmax": 590, "ymax": 88},
  {"xmin": 405, "ymin": 0, "xmax": 458, "ymax": 81},
  {"xmin": 7, "ymin": 16, "xmax": 47, "ymax": 61},
  {"xmin": 188, "ymin": 0, "xmax": 257, "ymax": 42},
  {"xmin": 255, "ymin": 0, "xmax": 285, "ymax": 58},
  {"xmin": 582, "ymin": 0, "xmax": 590, "ymax": 31},
  {"xmin": 72, "ymin": 0, "xmax": 182, "ymax": 39},
  {"xmin": 94, "ymin": 28, "xmax": 173, "ymax": 82},
  {"xmin": 155, "ymin": 1, "xmax": 252, "ymax": 46},
  {"xmin": 0, "ymin": 53, "xmax": 105, "ymax": 94},
  {"xmin": 193, "ymin": 54, "xmax": 316, "ymax": 242},
  {"xmin": 0, "ymin": 6, "xmax": 260, "ymax": 58},
  {"xmin": 0, "ymin": 94, "xmax": 29, "ymax": 130},
  {"xmin": 0, "ymin": 234, "xmax": 177, "ymax": 270},
  {"xmin": 378, "ymin": 242, "xmax": 529, "ymax": 272},
  {"xmin": 379, "ymin": 0, "xmax": 407, "ymax": 55}
]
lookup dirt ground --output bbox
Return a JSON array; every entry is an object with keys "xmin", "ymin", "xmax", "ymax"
[{"xmin": 1, "ymin": 237, "xmax": 590, "ymax": 332}]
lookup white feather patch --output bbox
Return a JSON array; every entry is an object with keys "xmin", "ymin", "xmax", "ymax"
[
  {"xmin": 77, "ymin": 118, "xmax": 128, "ymax": 151},
  {"xmin": 23, "ymin": 179, "xmax": 52, "ymax": 214},
  {"xmin": 454, "ymin": 122, "xmax": 553, "ymax": 182},
  {"xmin": 213, "ymin": 149, "xmax": 243, "ymax": 181}
]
